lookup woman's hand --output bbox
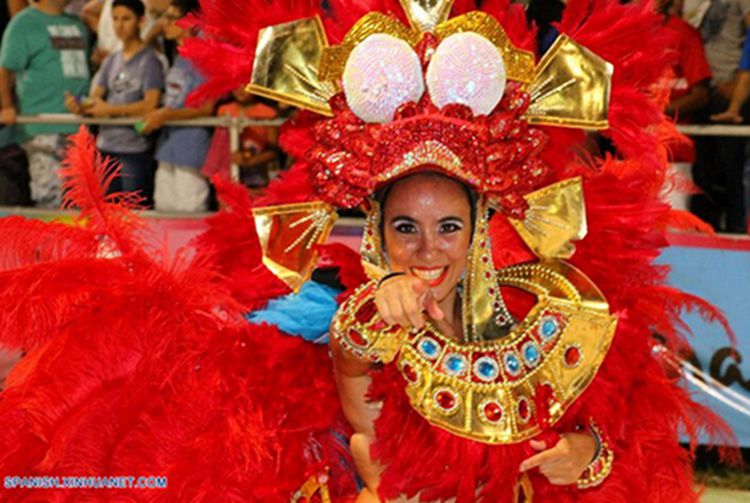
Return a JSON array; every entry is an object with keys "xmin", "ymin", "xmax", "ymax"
[
  {"xmin": 374, "ymin": 274, "xmax": 444, "ymax": 329},
  {"xmin": 519, "ymin": 432, "xmax": 597, "ymax": 485}
]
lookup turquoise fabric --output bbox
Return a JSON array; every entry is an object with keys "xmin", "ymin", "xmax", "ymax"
[{"xmin": 246, "ymin": 281, "xmax": 341, "ymax": 343}]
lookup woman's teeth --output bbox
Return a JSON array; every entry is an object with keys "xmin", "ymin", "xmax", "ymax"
[{"xmin": 411, "ymin": 267, "xmax": 447, "ymax": 282}]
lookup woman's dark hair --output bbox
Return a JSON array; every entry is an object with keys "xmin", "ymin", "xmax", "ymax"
[
  {"xmin": 112, "ymin": 0, "xmax": 145, "ymax": 17},
  {"xmin": 374, "ymin": 171, "xmax": 478, "ymax": 240}
]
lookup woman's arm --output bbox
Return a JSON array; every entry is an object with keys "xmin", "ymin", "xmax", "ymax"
[{"xmin": 331, "ymin": 327, "xmax": 385, "ymax": 500}]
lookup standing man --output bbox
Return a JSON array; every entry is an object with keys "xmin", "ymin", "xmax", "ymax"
[{"xmin": 0, "ymin": 0, "xmax": 90, "ymax": 208}]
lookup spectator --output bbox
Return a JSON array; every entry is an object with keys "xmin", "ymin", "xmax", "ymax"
[
  {"xmin": 82, "ymin": 0, "xmax": 163, "ymax": 70},
  {"xmin": 660, "ymin": 0, "xmax": 712, "ymax": 123},
  {"xmin": 656, "ymin": 0, "xmax": 712, "ymax": 210},
  {"xmin": 65, "ymin": 0, "xmax": 163, "ymax": 205},
  {"xmin": 202, "ymin": 87, "xmax": 280, "ymax": 195},
  {"xmin": 690, "ymin": 0, "xmax": 750, "ymax": 232},
  {"xmin": 0, "ymin": 0, "xmax": 90, "ymax": 208},
  {"xmin": 141, "ymin": 0, "xmax": 214, "ymax": 213}
]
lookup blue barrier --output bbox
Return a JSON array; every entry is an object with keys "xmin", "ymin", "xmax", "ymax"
[{"xmin": 661, "ymin": 235, "xmax": 750, "ymax": 447}]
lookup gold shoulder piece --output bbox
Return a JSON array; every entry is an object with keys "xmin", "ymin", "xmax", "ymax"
[
  {"xmin": 508, "ymin": 177, "xmax": 587, "ymax": 259},
  {"xmin": 252, "ymin": 202, "xmax": 337, "ymax": 292},
  {"xmin": 523, "ymin": 35, "xmax": 613, "ymax": 129},
  {"xmin": 398, "ymin": 0, "xmax": 454, "ymax": 32},
  {"xmin": 318, "ymin": 12, "xmax": 421, "ymax": 82},
  {"xmin": 435, "ymin": 11, "xmax": 536, "ymax": 83},
  {"xmin": 247, "ymin": 16, "xmax": 338, "ymax": 116}
]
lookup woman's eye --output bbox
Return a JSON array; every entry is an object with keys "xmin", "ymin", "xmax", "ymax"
[
  {"xmin": 395, "ymin": 223, "xmax": 417, "ymax": 234},
  {"xmin": 440, "ymin": 222, "xmax": 462, "ymax": 233}
]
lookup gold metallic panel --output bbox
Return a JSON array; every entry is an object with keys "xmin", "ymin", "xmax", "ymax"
[
  {"xmin": 435, "ymin": 11, "xmax": 536, "ymax": 84},
  {"xmin": 399, "ymin": 0, "xmax": 454, "ymax": 32},
  {"xmin": 374, "ymin": 140, "xmax": 468, "ymax": 185},
  {"xmin": 523, "ymin": 35, "xmax": 613, "ymax": 129},
  {"xmin": 247, "ymin": 16, "xmax": 338, "ymax": 116},
  {"xmin": 318, "ymin": 12, "xmax": 421, "ymax": 82},
  {"xmin": 508, "ymin": 177, "xmax": 587, "ymax": 259},
  {"xmin": 398, "ymin": 260, "xmax": 617, "ymax": 444},
  {"xmin": 462, "ymin": 198, "xmax": 513, "ymax": 343},
  {"xmin": 252, "ymin": 201, "xmax": 337, "ymax": 292},
  {"xmin": 360, "ymin": 199, "xmax": 389, "ymax": 279}
]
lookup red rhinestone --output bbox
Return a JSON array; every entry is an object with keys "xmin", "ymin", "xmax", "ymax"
[
  {"xmin": 354, "ymin": 299, "xmax": 377, "ymax": 324},
  {"xmin": 483, "ymin": 402, "xmax": 503, "ymax": 422},
  {"xmin": 518, "ymin": 399, "xmax": 529, "ymax": 420},
  {"xmin": 370, "ymin": 320, "xmax": 387, "ymax": 331},
  {"xmin": 348, "ymin": 329, "xmax": 367, "ymax": 347},
  {"xmin": 564, "ymin": 346, "xmax": 581, "ymax": 366},
  {"xmin": 403, "ymin": 364, "xmax": 418, "ymax": 383},
  {"xmin": 436, "ymin": 390, "xmax": 456, "ymax": 410},
  {"xmin": 592, "ymin": 459, "xmax": 603, "ymax": 475}
]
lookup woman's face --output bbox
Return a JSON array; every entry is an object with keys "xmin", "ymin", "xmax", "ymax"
[{"xmin": 382, "ymin": 174, "xmax": 473, "ymax": 304}]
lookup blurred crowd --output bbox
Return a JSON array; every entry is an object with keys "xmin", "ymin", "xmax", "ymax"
[
  {"xmin": 0, "ymin": 0, "xmax": 749, "ymax": 230},
  {"xmin": 0, "ymin": 0, "xmax": 285, "ymax": 212},
  {"xmin": 530, "ymin": 0, "xmax": 750, "ymax": 234}
]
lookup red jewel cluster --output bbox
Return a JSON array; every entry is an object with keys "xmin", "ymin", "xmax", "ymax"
[{"xmin": 306, "ymin": 62, "xmax": 551, "ymax": 219}]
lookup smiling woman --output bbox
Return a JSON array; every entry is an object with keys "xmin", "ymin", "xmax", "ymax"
[{"xmin": 331, "ymin": 171, "xmax": 601, "ymax": 502}]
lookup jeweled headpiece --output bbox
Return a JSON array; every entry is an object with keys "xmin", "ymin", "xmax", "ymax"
[{"xmin": 247, "ymin": 3, "xmax": 612, "ymax": 216}]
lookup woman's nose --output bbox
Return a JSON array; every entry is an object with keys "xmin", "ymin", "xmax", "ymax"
[{"xmin": 417, "ymin": 230, "xmax": 440, "ymax": 261}]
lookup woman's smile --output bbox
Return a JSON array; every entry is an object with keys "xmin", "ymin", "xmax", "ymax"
[{"xmin": 410, "ymin": 265, "xmax": 450, "ymax": 287}]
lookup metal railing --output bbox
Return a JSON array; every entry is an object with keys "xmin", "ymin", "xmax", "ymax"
[
  {"xmin": 4, "ymin": 115, "xmax": 750, "ymax": 220},
  {"xmin": 14, "ymin": 114, "xmax": 287, "ymax": 181}
]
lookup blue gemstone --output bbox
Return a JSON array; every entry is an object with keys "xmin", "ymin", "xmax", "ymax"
[
  {"xmin": 420, "ymin": 338, "xmax": 438, "ymax": 358},
  {"xmin": 445, "ymin": 355, "xmax": 466, "ymax": 374},
  {"xmin": 541, "ymin": 318, "xmax": 559, "ymax": 338},
  {"xmin": 504, "ymin": 353, "xmax": 520, "ymax": 374},
  {"xmin": 524, "ymin": 343, "xmax": 540, "ymax": 365},
  {"xmin": 478, "ymin": 360, "xmax": 497, "ymax": 377}
]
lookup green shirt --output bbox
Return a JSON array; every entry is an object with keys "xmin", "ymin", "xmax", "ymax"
[{"xmin": 0, "ymin": 7, "xmax": 90, "ymax": 142}]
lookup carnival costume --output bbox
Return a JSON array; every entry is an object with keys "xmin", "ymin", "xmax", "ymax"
[{"xmin": 0, "ymin": 0, "xmax": 735, "ymax": 502}]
